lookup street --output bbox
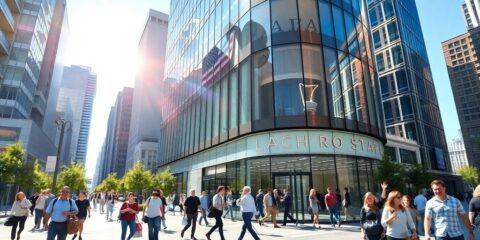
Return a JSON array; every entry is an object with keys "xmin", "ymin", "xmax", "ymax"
[{"xmin": 0, "ymin": 203, "xmax": 363, "ymax": 240}]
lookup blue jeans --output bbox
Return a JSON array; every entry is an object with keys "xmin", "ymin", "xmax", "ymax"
[
  {"xmin": 256, "ymin": 205, "xmax": 265, "ymax": 219},
  {"xmin": 34, "ymin": 208, "xmax": 43, "ymax": 226},
  {"xmin": 328, "ymin": 206, "xmax": 340, "ymax": 225},
  {"xmin": 435, "ymin": 234, "xmax": 464, "ymax": 240},
  {"xmin": 224, "ymin": 205, "xmax": 234, "ymax": 219},
  {"xmin": 199, "ymin": 208, "xmax": 209, "ymax": 225},
  {"xmin": 239, "ymin": 212, "xmax": 260, "ymax": 240},
  {"xmin": 106, "ymin": 204, "xmax": 114, "ymax": 219},
  {"xmin": 147, "ymin": 216, "xmax": 161, "ymax": 240},
  {"xmin": 47, "ymin": 221, "xmax": 68, "ymax": 240},
  {"xmin": 121, "ymin": 220, "xmax": 136, "ymax": 240}
]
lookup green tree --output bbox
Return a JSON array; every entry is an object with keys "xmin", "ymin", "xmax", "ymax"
[
  {"xmin": 32, "ymin": 160, "xmax": 52, "ymax": 191},
  {"xmin": 151, "ymin": 166, "xmax": 177, "ymax": 195},
  {"xmin": 123, "ymin": 162, "xmax": 152, "ymax": 194},
  {"xmin": 14, "ymin": 159, "xmax": 36, "ymax": 190},
  {"xmin": 0, "ymin": 142, "xmax": 25, "ymax": 184},
  {"xmin": 404, "ymin": 163, "xmax": 435, "ymax": 195},
  {"xmin": 96, "ymin": 172, "xmax": 120, "ymax": 192},
  {"xmin": 375, "ymin": 155, "xmax": 407, "ymax": 193},
  {"xmin": 57, "ymin": 163, "xmax": 87, "ymax": 193},
  {"xmin": 459, "ymin": 166, "xmax": 480, "ymax": 186}
]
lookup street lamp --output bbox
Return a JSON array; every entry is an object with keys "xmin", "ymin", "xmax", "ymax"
[{"xmin": 51, "ymin": 118, "xmax": 71, "ymax": 194}]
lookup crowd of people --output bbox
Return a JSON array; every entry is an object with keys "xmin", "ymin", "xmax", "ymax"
[{"xmin": 6, "ymin": 179, "xmax": 480, "ymax": 240}]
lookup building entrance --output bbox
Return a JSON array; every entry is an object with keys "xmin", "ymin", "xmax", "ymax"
[{"xmin": 272, "ymin": 171, "xmax": 311, "ymax": 224}]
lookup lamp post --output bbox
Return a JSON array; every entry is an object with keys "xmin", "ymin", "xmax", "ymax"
[{"xmin": 51, "ymin": 118, "xmax": 71, "ymax": 194}]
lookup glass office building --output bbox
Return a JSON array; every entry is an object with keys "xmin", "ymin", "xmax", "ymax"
[{"xmin": 159, "ymin": 0, "xmax": 385, "ymax": 221}]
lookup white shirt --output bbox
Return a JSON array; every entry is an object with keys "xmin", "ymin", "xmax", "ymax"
[
  {"xmin": 414, "ymin": 194, "xmax": 427, "ymax": 211},
  {"xmin": 146, "ymin": 197, "xmax": 163, "ymax": 217},
  {"xmin": 381, "ymin": 208, "xmax": 416, "ymax": 238},
  {"xmin": 237, "ymin": 194, "xmax": 256, "ymax": 213},
  {"xmin": 212, "ymin": 194, "xmax": 224, "ymax": 211},
  {"xmin": 11, "ymin": 199, "xmax": 32, "ymax": 217},
  {"xmin": 35, "ymin": 195, "xmax": 46, "ymax": 210}
]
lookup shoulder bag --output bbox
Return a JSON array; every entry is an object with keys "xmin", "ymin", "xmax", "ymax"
[
  {"xmin": 142, "ymin": 197, "xmax": 151, "ymax": 223},
  {"xmin": 66, "ymin": 199, "xmax": 79, "ymax": 235}
]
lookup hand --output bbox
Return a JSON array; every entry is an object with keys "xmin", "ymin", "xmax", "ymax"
[
  {"xmin": 62, "ymin": 211, "xmax": 69, "ymax": 216},
  {"xmin": 381, "ymin": 181, "xmax": 388, "ymax": 189},
  {"xmin": 425, "ymin": 234, "xmax": 431, "ymax": 240},
  {"xmin": 391, "ymin": 211, "xmax": 397, "ymax": 219},
  {"xmin": 412, "ymin": 232, "xmax": 418, "ymax": 239}
]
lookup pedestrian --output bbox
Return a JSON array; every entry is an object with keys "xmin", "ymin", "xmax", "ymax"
[
  {"xmin": 199, "ymin": 191, "xmax": 210, "ymax": 226},
  {"xmin": 360, "ymin": 192, "xmax": 383, "ymax": 240},
  {"xmin": 343, "ymin": 187, "xmax": 355, "ymax": 221},
  {"xmin": 181, "ymin": 189, "xmax": 201, "ymax": 240},
  {"xmin": 309, "ymin": 189, "xmax": 321, "ymax": 228},
  {"xmin": 236, "ymin": 186, "xmax": 261, "ymax": 240},
  {"xmin": 100, "ymin": 192, "xmax": 106, "ymax": 214},
  {"xmin": 29, "ymin": 192, "xmax": 39, "ymax": 216},
  {"xmin": 105, "ymin": 190, "xmax": 116, "ymax": 221},
  {"xmin": 143, "ymin": 189, "xmax": 164, "ymax": 240},
  {"xmin": 402, "ymin": 195, "xmax": 420, "ymax": 235},
  {"xmin": 92, "ymin": 192, "xmax": 97, "ymax": 211},
  {"xmin": 255, "ymin": 189, "xmax": 265, "ymax": 220},
  {"xmin": 172, "ymin": 192, "xmax": 180, "ymax": 215},
  {"xmin": 281, "ymin": 188, "xmax": 295, "ymax": 226},
  {"xmin": 120, "ymin": 192, "xmax": 139, "ymax": 240},
  {"xmin": 325, "ymin": 187, "xmax": 341, "ymax": 227},
  {"xmin": 223, "ymin": 190, "xmax": 235, "ymax": 221},
  {"xmin": 424, "ymin": 179, "xmax": 474, "ymax": 240},
  {"xmin": 72, "ymin": 191, "xmax": 91, "ymax": 240},
  {"xmin": 468, "ymin": 184, "xmax": 480, "ymax": 239},
  {"xmin": 259, "ymin": 188, "xmax": 280, "ymax": 228},
  {"xmin": 33, "ymin": 190, "xmax": 46, "ymax": 230},
  {"xmin": 381, "ymin": 191, "xmax": 417, "ymax": 240},
  {"xmin": 43, "ymin": 189, "xmax": 56, "ymax": 230},
  {"xmin": 159, "ymin": 190, "xmax": 168, "ymax": 230},
  {"xmin": 413, "ymin": 189, "xmax": 427, "ymax": 235},
  {"xmin": 206, "ymin": 185, "xmax": 227, "ymax": 240},
  {"xmin": 180, "ymin": 193, "xmax": 186, "ymax": 215},
  {"xmin": 8, "ymin": 191, "xmax": 31, "ymax": 240},
  {"xmin": 44, "ymin": 186, "xmax": 79, "ymax": 240}
]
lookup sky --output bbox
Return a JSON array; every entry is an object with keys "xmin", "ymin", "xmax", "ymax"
[
  {"xmin": 62, "ymin": 0, "xmax": 467, "ymax": 179},
  {"xmin": 64, "ymin": 0, "xmax": 170, "ymax": 179}
]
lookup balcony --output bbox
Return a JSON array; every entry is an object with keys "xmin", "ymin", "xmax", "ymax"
[
  {"xmin": 0, "ymin": 0, "xmax": 15, "ymax": 32},
  {"xmin": 6, "ymin": 0, "xmax": 19, "ymax": 14},
  {"xmin": 0, "ymin": 30, "xmax": 10, "ymax": 54}
]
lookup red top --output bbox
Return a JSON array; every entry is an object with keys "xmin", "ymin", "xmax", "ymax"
[
  {"xmin": 325, "ymin": 193, "xmax": 337, "ymax": 207},
  {"xmin": 120, "ymin": 202, "xmax": 138, "ymax": 221}
]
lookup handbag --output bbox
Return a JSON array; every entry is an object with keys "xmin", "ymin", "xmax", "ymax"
[
  {"xmin": 142, "ymin": 198, "xmax": 151, "ymax": 223},
  {"xmin": 67, "ymin": 216, "xmax": 79, "ymax": 235},
  {"xmin": 4, "ymin": 216, "xmax": 15, "ymax": 226},
  {"xmin": 181, "ymin": 215, "xmax": 188, "ymax": 226},
  {"xmin": 307, "ymin": 206, "xmax": 313, "ymax": 215},
  {"xmin": 207, "ymin": 206, "xmax": 222, "ymax": 218},
  {"xmin": 134, "ymin": 216, "xmax": 143, "ymax": 238},
  {"xmin": 118, "ymin": 203, "xmax": 128, "ymax": 221},
  {"xmin": 363, "ymin": 220, "xmax": 382, "ymax": 235}
]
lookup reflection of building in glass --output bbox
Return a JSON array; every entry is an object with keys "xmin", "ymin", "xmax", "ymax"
[
  {"xmin": 442, "ymin": 26, "xmax": 480, "ymax": 168},
  {"xmin": 159, "ymin": 0, "xmax": 385, "ymax": 222},
  {"xmin": 448, "ymin": 130, "xmax": 469, "ymax": 174},
  {"xmin": 368, "ymin": 0, "xmax": 452, "ymax": 174}
]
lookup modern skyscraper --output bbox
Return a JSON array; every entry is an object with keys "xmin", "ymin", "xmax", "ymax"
[
  {"xmin": 126, "ymin": 9, "xmax": 168, "ymax": 172},
  {"xmin": 56, "ymin": 65, "xmax": 97, "ymax": 166},
  {"xmin": 368, "ymin": 0, "xmax": 451, "ymax": 171},
  {"xmin": 0, "ymin": 0, "xmax": 68, "ymax": 165},
  {"xmin": 462, "ymin": 0, "xmax": 480, "ymax": 29},
  {"xmin": 442, "ymin": 26, "xmax": 480, "ymax": 168},
  {"xmin": 98, "ymin": 87, "xmax": 133, "ymax": 181},
  {"xmin": 158, "ymin": 0, "xmax": 385, "ymax": 219},
  {"xmin": 448, "ymin": 130, "xmax": 469, "ymax": 173}
]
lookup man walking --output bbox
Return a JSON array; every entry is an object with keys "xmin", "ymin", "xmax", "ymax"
[
  {"xmin": 181, "ymin": 189, "xmax": 201, "ymax": 240},
  {"xmin": 199, "ymin": 191, "xmax": 210, "ymax": 226},
  {"xmin": 259, "ymin": 188, "xmax": 280, "ymax": 228},
  {"xmin": 237, "ymin": 186, "xmax": 261, "ymax": 240},
  {"xmin": 44, "ymin": 186, "xmax": 78, "ymax": 240},
  {"xmin": 414, "ymin": 189, "xmax": 427, "ymax": 235},
  {"xmin": 325, "ymin": 187, "xmax": 341, "ymax": 227},
  {"xmin": 281, "ymin": 189, "xmax": 296, "ymax": 226},
  {"xmin": 424, "ymin": 179, "xmax": 474, "ymax": 240}
]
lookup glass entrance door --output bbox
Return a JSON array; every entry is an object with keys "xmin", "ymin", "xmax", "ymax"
[{"xmin": 273, "ymin": 171, "xmax": 311, "ymax": 224}]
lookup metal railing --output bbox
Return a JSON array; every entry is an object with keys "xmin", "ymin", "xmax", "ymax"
[{"xmin": 0, "ymin": 0, "xmax": 14, "ymax": 27}]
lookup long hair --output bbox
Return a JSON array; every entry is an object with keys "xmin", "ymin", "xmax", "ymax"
[
  {"xmin": 309, "ymin": 189, "xmax": 317, "ymax": 198},
  {"xmin": 362, "ymin": 192, "xmax": 378, "ymax": 212},
  {"xmin": 385, "ymin": 191, "xmax": 405, "ymax": 212},
  {"xmin": 473, "ymin": 185, "xmax": 480, "ymax": 198},
  {"xmin": 15, "ymin": 192, "xmax": 25, "ymax": 201},
  {"xmin": 402, "ymin": 195, "xmax": 414, "ymax": 208}
]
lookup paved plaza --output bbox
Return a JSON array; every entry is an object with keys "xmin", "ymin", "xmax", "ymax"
[{"xmin": 0, "ymin": 203, "xmax": 363, "ymax": 240}]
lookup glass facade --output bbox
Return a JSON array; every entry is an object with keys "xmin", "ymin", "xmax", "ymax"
[{"xmin": 368, "ymin": 0, "xmax": 450, "ymax": 171}]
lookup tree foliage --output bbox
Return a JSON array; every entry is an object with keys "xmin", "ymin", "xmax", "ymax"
[
  {"xmin": 459, "ymin": 166, "xmax": 480, "ymax": 186},
  {"xmin": 151, "ymin": 166, "xmax": 177, "ymax": 195},
  {"xmin": 57, "ymin": 163, "xmax": 87, "ymax": 193},
  {"xmin": 0, "ymin": 142, "xmax": 25, "ymax": 184},
  {"xmin": 123, "ymin": 162, "xmax": 152, "ymax": 194},
  {"xmin": 32, "ymin": 160, "xmax": 52, "ymax": 191},
  {"xmin": 96, "ymin": 172, "xmax": 120, "ymax": 192}
]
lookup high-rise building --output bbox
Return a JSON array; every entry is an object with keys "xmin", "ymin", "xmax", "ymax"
[
  {"xmin": 442, "ymin": 26, "xmax": 480, "ymax": 168},
  {"xmin": 56, "ymin": 65, "xmax": 97, "ymax": 166},
  {"xmin": 368, "ymin": 0, "xmax": 451, "ymax": 172},
  {"xmin": 448, "ymin": 130, "xmax": 469, "ymax": 173},
  {"xmin": 462, "ymin": 0, "xmax": 480, "ymax": 29},
  {"xmin": 0, "ymin": 0, "xmax": 68, "ymax": 166},
  {"xmin": 98, "ymin": 87, "xmax": 133, "ymax": 181},
  {"xmin": 158, "ymin": 0, "xmax": 385, "ymax": 220},
  {"xmin": 126, "ymin": 9, "xmax": 168, "ymax": 172}
]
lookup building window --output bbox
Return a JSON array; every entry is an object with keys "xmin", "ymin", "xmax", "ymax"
[
  {"xmin": 387, "ymin": 21, "xmax": 399, "ymax": 42},
  {"xmin": 252, "ymin": 48, "xmax": 274, "ymax": 130},
  {"xmin": 298, "ymin": 0, "xmax": 321, "ymax": 44},
  {"xmin": 400, "ymin": 149, "xmax": 417, "ymax": 164},
  {"xmin": 239, "ymin": 58, "xmax": 251, "ymax": 132},
  {"xmin": 271, "ymin": 0, "xmax": 299, "ymax": 45},
  {"xmin": 320, "ymin": 2, "xmax": 336, "ymax": 48},
  {"xmin": 251, "ymin": 1, "xmax": 271, "ymax": 52}
]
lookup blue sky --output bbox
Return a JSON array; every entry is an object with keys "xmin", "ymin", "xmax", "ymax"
[{"xmin": 417, "ymin": 0, "xmax": 466, "ymax": 140}]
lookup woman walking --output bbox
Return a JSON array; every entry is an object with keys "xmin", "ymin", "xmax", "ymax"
[
  {"xmin": 223, "ymin": 190, "xmax": 235, "ymax": 221},
  {"xmin": 381, "ymin": 191, "xmax": 417, "ymax": 240},
  {"xmin": 343, "ymin": 187, "xmax": 356, "ymax": 221},
  {"xmin": 401, "ymin": 195, "xmax": 420, "ymax": 233},
  {"xmin": 9, "ymin": 192, "xmax": 31, "ymax": 240},
  {"xmin": 120, "ymin": 192, "xmax": 139, "ymax": 240},
  {"xmin": 206, "ymin": 186, "xmax": 227, "ymax": 240},
  {"xmin": 33, "ymin": 190, "xmax": 46, "ymax": 230},
  {"xmin": 236, "ymin": 186, "xmax": 260, "ymax": 240},
  {"xmin": 73, "ymin": 191, "xmax": 91, "ymax": 240},
  {"xmin": 309, "ymin": 189, "xmax": 321, "ymax": 228},
  {"xmin": 360, "ymin": 192, "xmax": 383, "ymax": 240}
]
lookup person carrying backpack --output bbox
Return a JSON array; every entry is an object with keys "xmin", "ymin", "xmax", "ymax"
[{"xmin": 44, "ymin": 186, "xmax": 78, "ymax": 240}]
